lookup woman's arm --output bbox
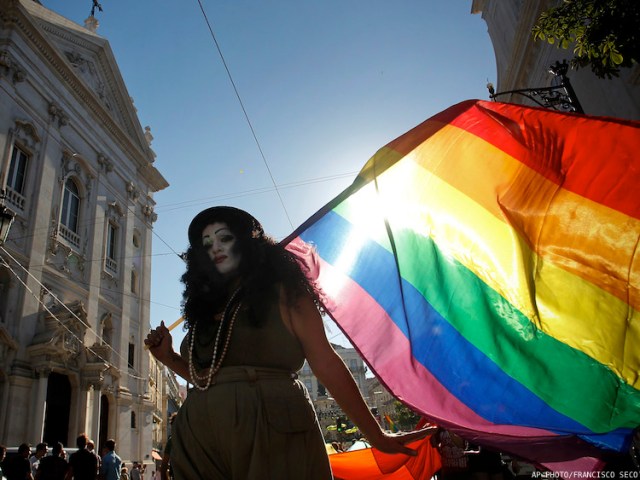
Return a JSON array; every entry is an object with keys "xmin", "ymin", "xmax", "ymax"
[
  {"xmin": 282, "ymin": 290, "xmax": 435, "ymax": 455},
  {"xmin": 145, "ymin": 322, "xmax": 190, "ymax": 381}
]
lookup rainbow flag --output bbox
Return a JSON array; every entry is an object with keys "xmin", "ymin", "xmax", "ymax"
[{"xmin": 285, "ymin": 100, "xmax": 640, "ymax": 472}]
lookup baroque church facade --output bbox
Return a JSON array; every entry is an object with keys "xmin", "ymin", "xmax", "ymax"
[{"xmin": 0, "ymin": 0, "xmax": 168, "ymax": 463}]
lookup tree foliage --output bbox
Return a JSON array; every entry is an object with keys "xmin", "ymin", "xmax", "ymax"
[
  {"xmin": 393, "ymin": 401, "xmax": 421, "ymax": 430},
  {"xmin": 532, "ymin": 0, "xmax": 640, "ymax": 78}
]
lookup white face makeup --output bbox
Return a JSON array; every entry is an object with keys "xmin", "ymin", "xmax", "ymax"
[{"xmin": 201, "ymin": 222, "xmax": 242, "ymax": 277}]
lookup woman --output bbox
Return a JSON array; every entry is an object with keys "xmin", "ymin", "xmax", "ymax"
[{"xmin": 145, "ymin": 206, "xmax": 431, "ymax": 479}]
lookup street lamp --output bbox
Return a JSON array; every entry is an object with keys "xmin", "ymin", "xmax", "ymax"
[
  {"xmin": 487, "ymin": 60, "xmax": 584, "ymax": 114},
  {"xmin": 0, "ymin": 203, "xmax": 14, "ymax": 245}
]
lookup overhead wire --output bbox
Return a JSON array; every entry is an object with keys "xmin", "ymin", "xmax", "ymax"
[
  {"xmin": 195, "ymin": 0, "xmax": 294, "ymax": 230},
  {"xmin": 0, "ymin": 245, "xmax": 149, "ymax": 382},
  {"xmin": 155, "ymin": 171, "xmax": 358, "ymax": 213},
  {"xmin": 5, "ymin": 164, "xmax": 356, "ymax": 248}
]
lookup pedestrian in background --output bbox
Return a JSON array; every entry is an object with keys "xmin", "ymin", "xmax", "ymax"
[
  {"xmin": 66, "ymin": 434, "xmax": 97, "ymax": 480},
  {"xmin": 159, "ymin": 413, "xmax": 176, "ymax": 480},
  {"xmin": 0, "ymin": 444, "xmax": 8, "ymax": 480},
  {"xmin": 86, "ymin": 441, "xmax": 101, "ymax": 474},
  {"xmin": 29, "ymin": 444, "xmax": 47, "ymax": 478},
  {"xmin": 35, "ymin": 442, "xmax": 67, "ymax": 480},
  {"xmin": 4, "ymin": 443, "xmax": 33, "ymax": 480},
  {"xmin": 129, "ymin": 463, "xmax": 141, "ymax": 480},
  {"xmin": 99, "ymin": 440, "xmax": 121, "ymax": 480}
]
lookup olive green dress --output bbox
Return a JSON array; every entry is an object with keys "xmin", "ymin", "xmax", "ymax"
[{"xmin": 172, "ymin": 289, "xmax": 333, "ymax": 479}]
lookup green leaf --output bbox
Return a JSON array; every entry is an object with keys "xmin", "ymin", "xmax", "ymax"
[{"xmin": 611, "ymin": 52, "xmax": 624, "ymax": 65}]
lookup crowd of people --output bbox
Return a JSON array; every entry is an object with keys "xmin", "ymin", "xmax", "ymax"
[{"xmin": 0, "ymin": 436, "xmax": 154, "ymax": 480}]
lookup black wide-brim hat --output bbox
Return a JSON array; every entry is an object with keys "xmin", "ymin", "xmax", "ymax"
[{"xmin": 188, "ymin": 206, "xmax": 264, "ymax": 247}]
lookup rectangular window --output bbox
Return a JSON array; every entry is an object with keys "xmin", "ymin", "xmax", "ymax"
[
  {"xmin": 105, "ymin": 223, "xmax": 118, "ymax": 272},
  {"xmin": 7, "ymin": 145, "xmax": 28, "ymax": 194},
  {"xmin": 128, "ymin": 342, "xmax": 135, "ymax": 368},
  {"xmin": 61, "ymin": 179, "xmax": 80, "ymax": 233},
  {"xmin": 107, "ymin": 223, "xmax": 117, "ymax": 260}
]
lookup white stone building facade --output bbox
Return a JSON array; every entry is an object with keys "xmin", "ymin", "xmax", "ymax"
[
  {"xmin": 0, "ymin": 0, "xmax": 167, "ymax": 465},
  {"xmin": 299, "ymin": 343, "xmax": 371, "ymax": 440},
  {"xmin": 472, "ymin": 0, "xmax": 640, "ymax": 121}
]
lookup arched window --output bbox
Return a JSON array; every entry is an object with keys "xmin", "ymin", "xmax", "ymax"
[{"xmin": 61, "ymin": 178, "xmax": 80, "ymax": 233}]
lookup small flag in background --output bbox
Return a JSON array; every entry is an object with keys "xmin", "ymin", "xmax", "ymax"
[
  {"xmin": 385, "ymin": 415, "xmax": 399, "ymax": 433},
  {"xmin": 285, "ymin": 100, "xmax": 640, "ymax": 473}
]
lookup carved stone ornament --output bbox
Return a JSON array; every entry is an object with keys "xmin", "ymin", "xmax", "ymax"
[
  {"xmin": 142, "ymin": 205, "xmax": 157, "ymax": 223},
  {"xmin": 61, "ymin": 151, "xmax": 95, "ymax": 197},
  {"xmin": 127, "ymin": 182, "xmax": 140, "ymax": 201},
  {"xmin": 13, "ymin": 120, "xmax": 41, "ymax": 148},
  {"xmin": 47, "ymin": 213, "xmax": 60, "ymax": 256},
  {"xmin": 0, "ymin": 50, "xmax": 27, "ymax": 84},
  {"xmin": 46, "ymin": 226, "xmax": 86, "ymax": 278},
  {"xmin": 12, "ymin": 66, "xmax": 26, "ymax": 84},
  {"xmin": 97, "ymin": 153, "xmax": 113, "ymax": 173},
  {"xmin": 107, "ymin": 200, "xmax": 125, "ymax": 219},
  {"xmin": 28, "ymin": 301, "xmax": 89, "ymax": 366},
  {"xmin": 144, "ymin": 126, "xmax": 154, "ymax": 146},
  {"xmin": 0, "ymin": 50, "xmax": 11, "ymax": 71},
  {"xmin": 48, "ymin": 102, "xmax": 70, "ymax": 128},
  {"xmin": 64, "ymin": 50, "xmax": 111, "ymax": 111},
  {"xmin": 39, "ymin": 285, "xmax": 58, "ymax": 309},
  {"xmin": 86, "ymin": 342, "xmax": 111, "ymax": 364}
]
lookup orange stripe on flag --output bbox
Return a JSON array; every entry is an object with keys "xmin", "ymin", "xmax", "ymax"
[{"xmin": 329, "ymin": 436, "xmax": 441, "ymax": 480}]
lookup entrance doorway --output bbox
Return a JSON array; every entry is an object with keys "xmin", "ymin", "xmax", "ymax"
[
  {"xmin": 43, "ymin": 372, "xmax": 71, "ymax": 446},
  {"xmin": 99, "ymin": 394, "xmax": 109, "ymax": 454}
]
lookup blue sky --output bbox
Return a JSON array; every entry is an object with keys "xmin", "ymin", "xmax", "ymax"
[{"xmin": 43, "ymin": 0, "xmax": 496, "ymax": 348}]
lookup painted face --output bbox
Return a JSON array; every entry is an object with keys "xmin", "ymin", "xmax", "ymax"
[{"xmin": 201, "ymin": 222, "xmax": 242, "ymax": 277}]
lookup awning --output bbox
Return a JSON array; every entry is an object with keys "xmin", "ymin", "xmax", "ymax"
[{"xmin": 151, "ymin": 451, "xmax": 162, "ymax": 461}]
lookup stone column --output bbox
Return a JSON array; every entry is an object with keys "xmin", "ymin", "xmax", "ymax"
[
  {"xmin": 75, "ymin": 381, "xmax": 91, "ymax": 435},
  {"xmin": 90, "ymin": 383, "xmax": 102, "ymax": 441},
  {"xmin": 31, "ymin": 368, "xmax": 49, "ymax": 443}
]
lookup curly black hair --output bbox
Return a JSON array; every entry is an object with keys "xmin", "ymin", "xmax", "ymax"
[{"xmin": 180, "ymin": 207, "xmax": 324, "ymax": 329}]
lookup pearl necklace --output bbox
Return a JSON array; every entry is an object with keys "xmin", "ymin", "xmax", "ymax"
[{"xmin": 188, "ymin": 288, "xmax": 242, "ymax": 391}]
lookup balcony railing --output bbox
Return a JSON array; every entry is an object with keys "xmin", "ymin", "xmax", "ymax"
[
  {"xmin": 5, "ymin": 187, "xmax": 25, "ymax": 211},
  {"xmin": 105, "ymin": 257, "xmax": 118, "ymax": 273},
  {"xmin": 58, "ymin": 224, "xmax": 80, "ymax": 248}
]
